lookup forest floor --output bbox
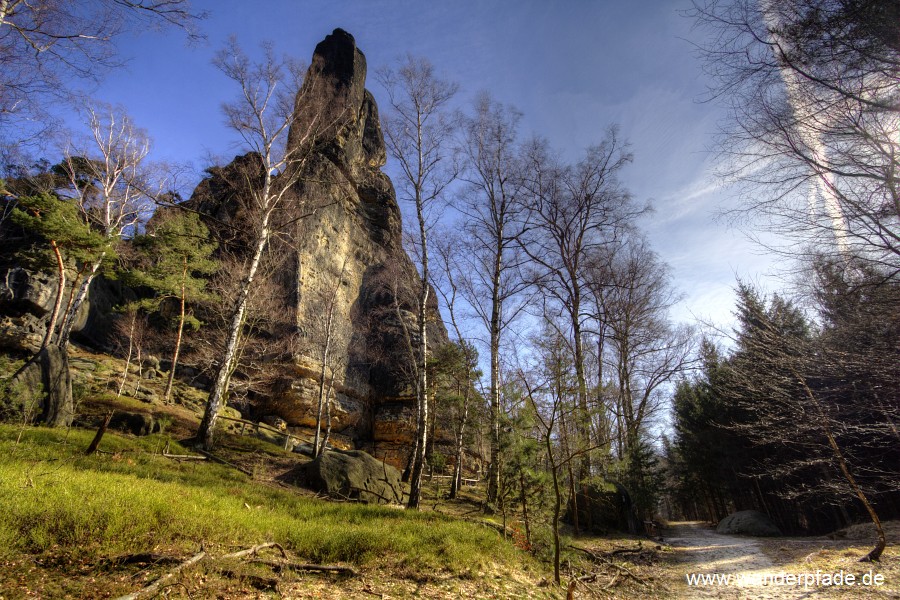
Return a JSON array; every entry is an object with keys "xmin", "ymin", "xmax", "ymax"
[
  {"xmin": 660, "ymin": 521, "xmax": 900, "ymax": 599},
  {"xmin": 3, "ymin": 347, "xmax": 898, "ymax": 599}
]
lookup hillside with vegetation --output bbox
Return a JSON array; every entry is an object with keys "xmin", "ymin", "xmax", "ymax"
[{"xmin": 1, "ymin": 1, "xmax": 899, "ymax": 598}]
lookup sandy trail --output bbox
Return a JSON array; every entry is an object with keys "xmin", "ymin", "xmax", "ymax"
[{"xmin": 666, "ymin": 522, "xmax": 814, "ymax": 599}]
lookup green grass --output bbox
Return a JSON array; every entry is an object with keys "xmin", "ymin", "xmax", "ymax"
[{"xmin": 0, "ymin": 425, "xmax": 528, "ymax": 577}]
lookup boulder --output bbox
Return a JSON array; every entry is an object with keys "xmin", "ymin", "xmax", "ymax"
[
  {"xmin": 717, "ymin": 510, "xmax": 782, "ymax": 537},
  {"xmin": 109, "ymin": 411, "xmax": 158, "ymax": 436},
  {"xmin": 304, "ymin": 448, "xmax": 406, "ymax": 505}
]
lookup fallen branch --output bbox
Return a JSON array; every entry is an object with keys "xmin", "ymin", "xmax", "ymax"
[
  {"xmin": 250, "ymin": 559, "xmax": 358, "ymax": 576},
  {"xmin": 609, "ymin": 545, "xmax": 643, "ymax": 556},
  {"xmin": 113, "ymin": 549, "xmax": 206, "ymax": 600},
  {"xmin": 161, "ymin": 453, "xmax": 208, "ymax": 461},
  {"xmin": 221, "ymin": 543, "xmax": 357, "ymax": 577},
  {"xmin": 604, "ymin": 571, "xmax": 620, "ymax": 590},
  {"xmin": 110, "ymin": 553, "xmax": 183, "ymax": 567},
  {"xmin": 569, "ymin": 545, "xmax": 650, "ymax": 588},
  {"xmin": 114, "ymin": 541, "xmax": 357, "ymax": 599},
  {"xmin": 221, "ymin": 542, "xmax": 287, "ymax": 560},
  {"xmin": 195, "ymin": 449, "xmax": 253, "ymax": 476}
]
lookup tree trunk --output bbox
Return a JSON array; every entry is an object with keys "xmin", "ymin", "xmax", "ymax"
[
  {"xmin": 797, "ymin": 375, "xmax": 885, "ymax": 561},
  {"xmin": 41, "ymin": 241, "xmax": 66, "ymax": 351},
  {"xmin": 319, "ymin": 368, "xmax": 336, "ymax": 456},
  {"xmin": 548, "ymin": 435, "xmax": 562, "ymax": 585},
  {"xmin": 519, "ymin": 469, "xmax": 532, "ymax": 549},
  {"xmin": 117, "ymin": 311, "xmax": 136, "ymax": 398},
  {"xmin": 58, "ymin": 253, "xmax": 105, "ymax": 350},
  {"xmin": 85, "ymin": 411, "xmax": 114, "ymax": 455},
  {"xmin": 197, "ymin": 211, "xmax": 271, "ymax": 450},
  {"xmin": 449, "ymin": 391, "xmax": 468, "ymax": 499},
  {"xmin": 572, "ymin": 312, "xmax": 591, "ymax": 480},
  {"xmin": 163, "ymin": 261, "xmax": 188, "ymax": 404},
  {"xmin": 487, "ymin": 246, "xmax": 503, "ymax": 504},
  {"xmin": 313, "ymin": 337, "xmax": 330, "ymax": 458},
  {"xmin": 407, "ymin": 194, "xmax": 430, "ymax": 510}
]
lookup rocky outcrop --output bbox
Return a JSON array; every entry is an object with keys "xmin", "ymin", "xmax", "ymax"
[
  {"xmin": 187, "ymin": 29, "xmax": 448, "ymax": 467},
  {"xmin": 0, "ymin": 267, "xmax": 58, "ymax": 354},
  {"xmin": 717, "ymin": 510, "xmax": 782, "ymax": 537},
  {"xmin": 0, "ymin": 29, "xmax": 448, "ymax": 465},
  {"xmin": 0, "ymin": 264, "xmax": 129, "ymax": 355}
]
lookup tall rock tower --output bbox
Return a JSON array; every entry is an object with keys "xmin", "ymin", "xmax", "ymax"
[{"xmin": 189, "ymin": 29, "xmax": 447, "ymax": 467}]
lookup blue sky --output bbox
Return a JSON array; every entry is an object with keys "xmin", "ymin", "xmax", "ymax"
[{"xmin": 93, "ymin": 0, "xmax": 786, "ymax": 332}]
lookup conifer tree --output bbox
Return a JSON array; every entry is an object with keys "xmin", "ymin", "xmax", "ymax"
[
  {"xmin": 127, "ymin": 210, "xmax": 218, "ymax": 403},
  {"xmin": 10, "ymin": 193, "xmax": 105, "ymax": 350}
]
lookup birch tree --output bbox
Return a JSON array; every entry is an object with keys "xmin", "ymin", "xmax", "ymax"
[
  {"xmin": 196, "ymin": 39, "xmax": 337, "ymax": 450},
  {"xmin": 457, "ymin": 93, "xmax": 530, "ymax": 504},
  {"xmin": 433, "ymin": 231, "xmax": 480, "ymax": 499},
  {"xmin": 56, "ymin": 104, "xmax": 157, "ymax": 351},
  {"xmin": 312, "ymin": 258, "xmax": 348, "ymax": 457},
  {"xmin": 377, "ymin": 56, "xmax": 458, "ymax": 508}
]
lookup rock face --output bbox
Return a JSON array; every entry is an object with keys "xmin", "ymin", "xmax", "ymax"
[
  {"xmin": 717, "ymin": 510, "xmax": 782, "ymax": 537},
  {"xmin": 0, "ymin": 262, "xmax": 129, "ymax": 355},
  {"xmin": 0, "ymin": 29, "xmax": 448, "ymax": 465},
  {"xmin": 302, "ymin": 448, "xmax": 406, "ymax": 505},
  {"xmin": 188, "ymin": 29, "xmax": 448, "ymax": 468}
]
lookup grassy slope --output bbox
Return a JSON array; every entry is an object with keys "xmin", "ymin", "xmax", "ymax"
[{"xmin": 0, "ymin": 425, "xmax": 557, "ymax": 599}]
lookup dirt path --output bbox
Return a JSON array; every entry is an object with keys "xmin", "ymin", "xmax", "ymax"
[{"xmin": 666, "ymin": 522, "xmax": 807, "ymax": 599}]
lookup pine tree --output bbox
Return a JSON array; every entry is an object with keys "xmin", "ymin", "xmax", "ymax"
[
  {"xmin": 10, "ymin": 193, "xmax": 105, "ymax": 350},
  {"xmin": 126, "ymin": 210, "xmax": 218, "ymax": 403}
]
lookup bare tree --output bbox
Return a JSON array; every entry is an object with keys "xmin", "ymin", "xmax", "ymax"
[
  {"xmin": 377, "ymin": 55, "xmax": 458, "ymax": 508},
  {"xmin": 56, "ymin": 103, "xmax": 158, "ymax": 350},
  {"xmin": 588, "ymin": 240, "xmax": 694, "ymax": 456},
  {"xmin": 456, "ymin": 92, "xmax": 531, "ymax": 504},
  {"xmin": 311, "ymin": 257, "xmax": 348, "ymax": 457},
  {"xmin": 0, "ymin": 0, "xmax": 204, "ymax": 141},
  {"xmin": 432, "ymin": 230, "xmax": 480, "ymax": 499},
  {"xmin": 520, "ymin": 128, "xmax": 646, "ymax": 478},
  {"xmin": 692, "ymin": 0, "xmax": 900, "ymax": 269},
  {"xmin": 196, "ymin": 38, "xmax": 339, "ymax": 450}
]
